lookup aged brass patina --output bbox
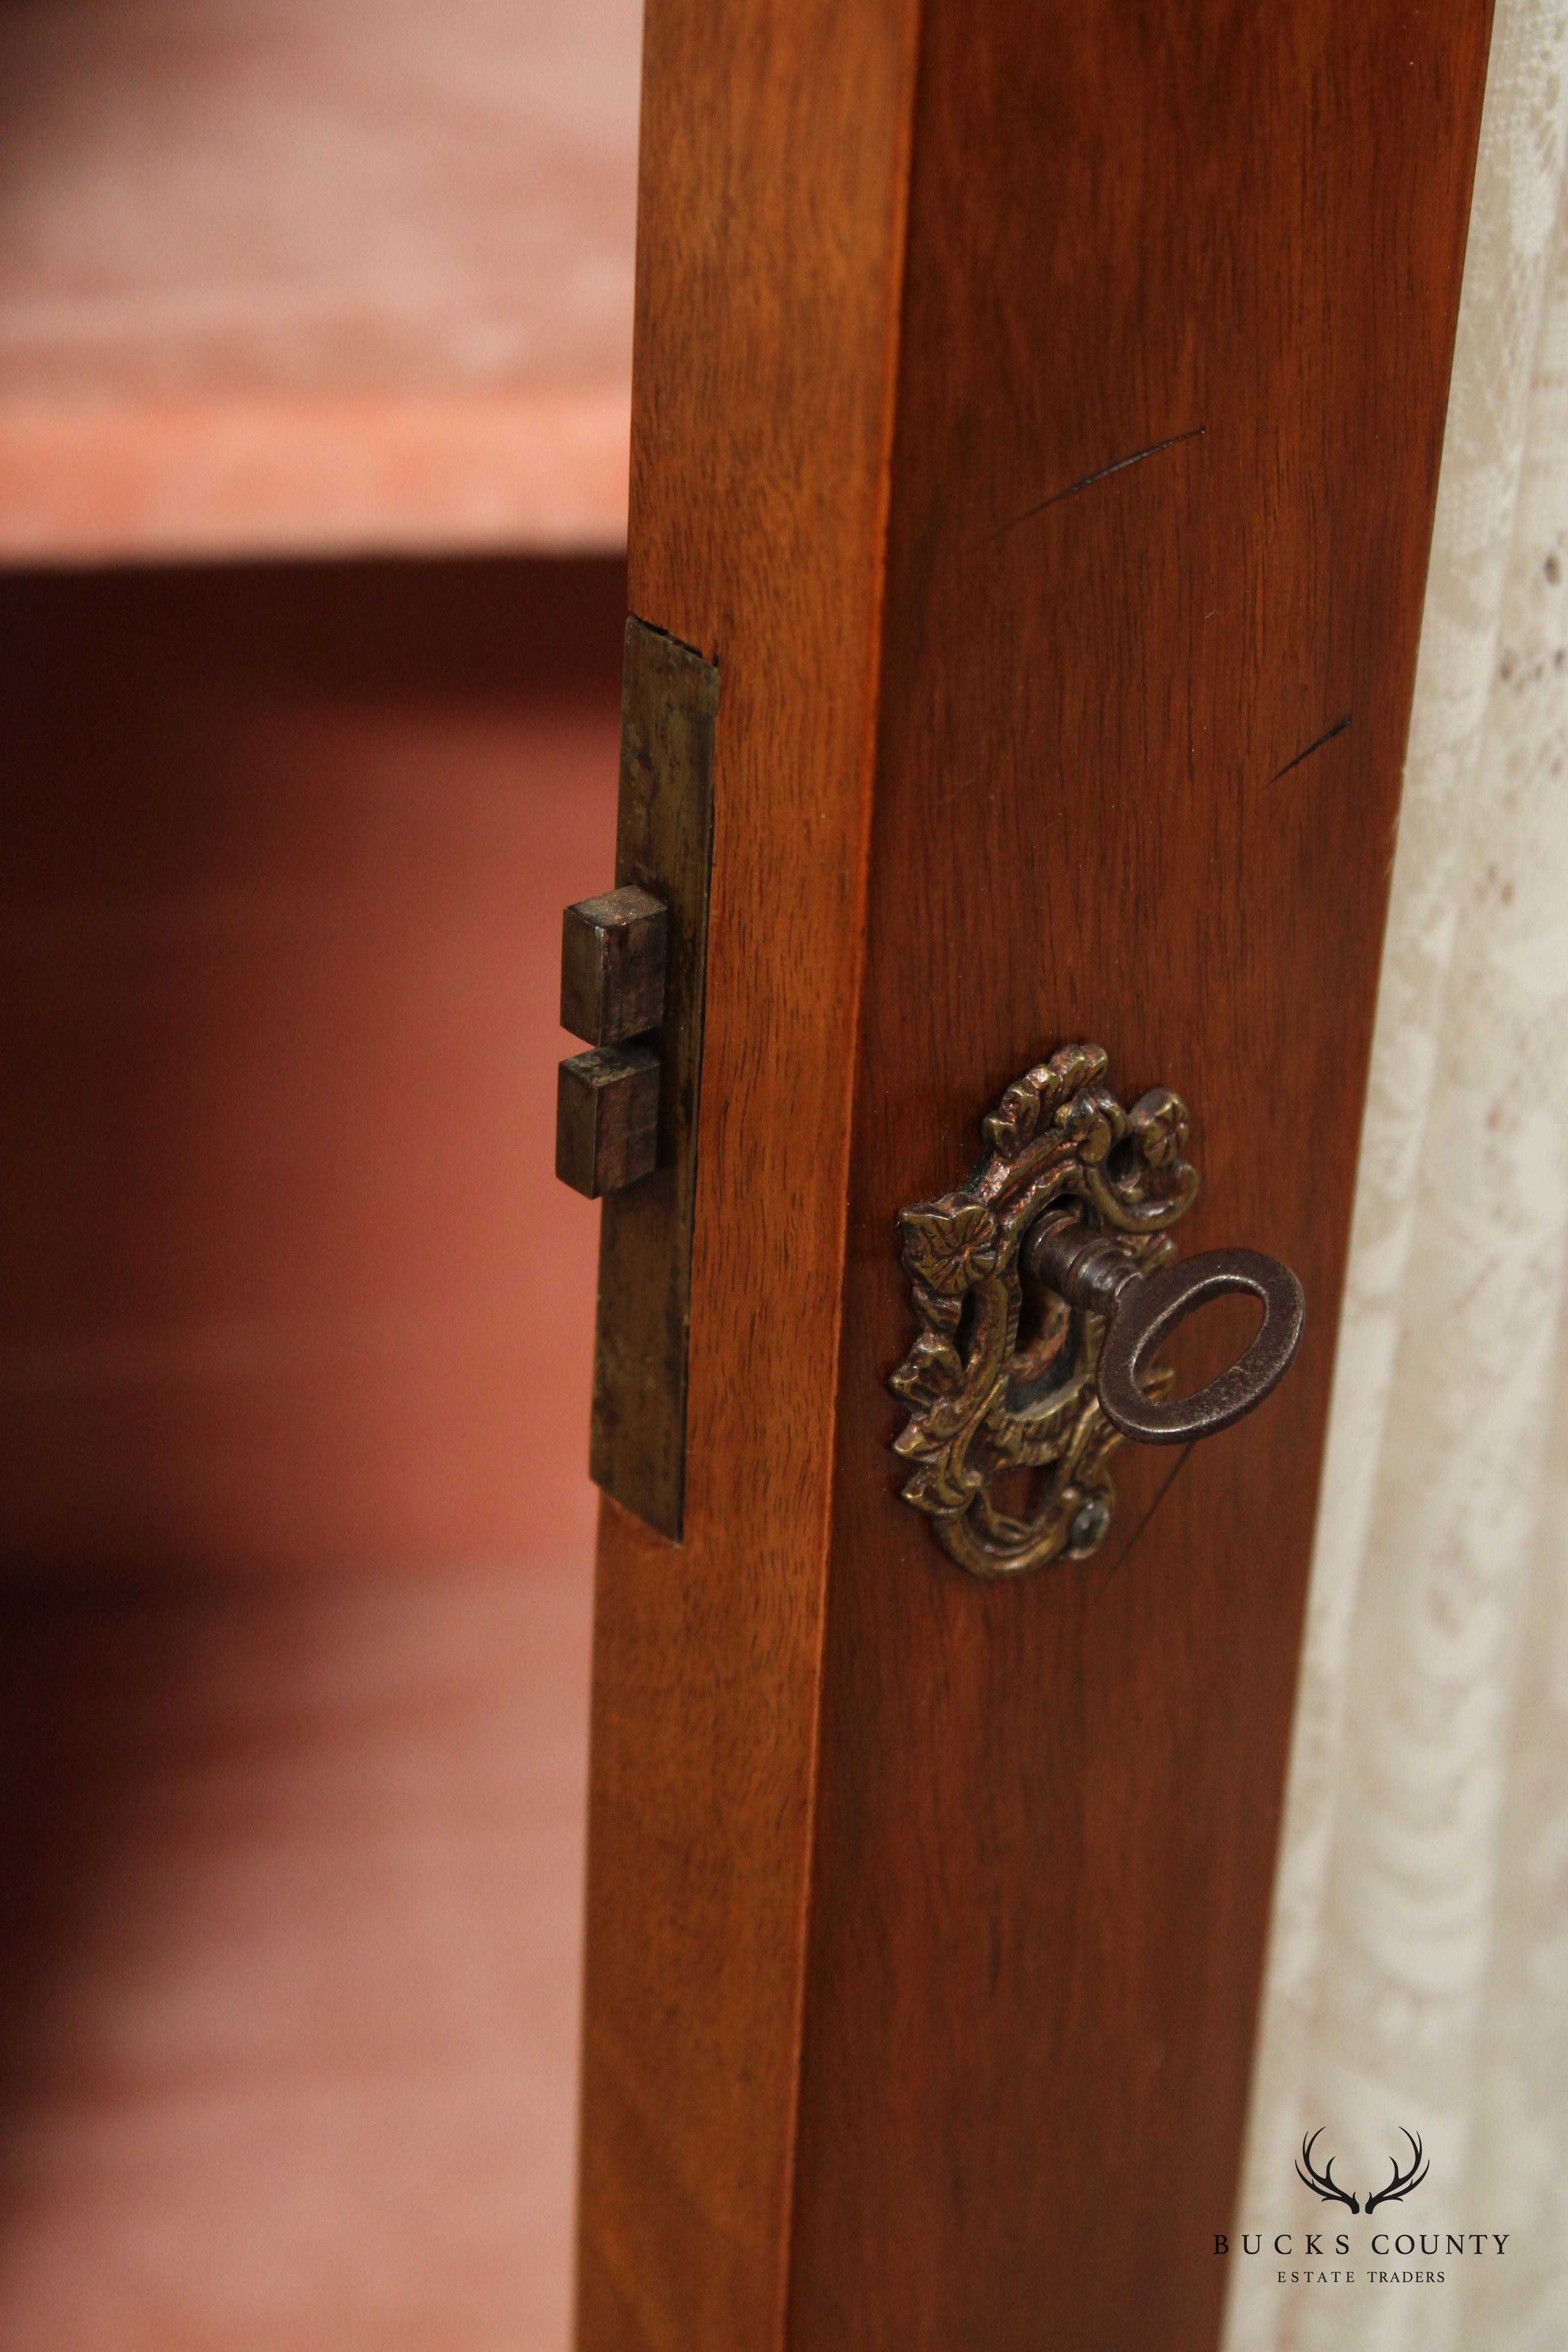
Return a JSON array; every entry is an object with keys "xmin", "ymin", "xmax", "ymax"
[
  {"xmin": 890, "ymin": 1043, "xmax": 1303, "ymax": 1578},
  {"xmin": 585, "ymin": 616, "xmax": 718, "ymax": 1541}
]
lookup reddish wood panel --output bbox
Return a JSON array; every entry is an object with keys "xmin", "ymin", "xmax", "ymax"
[
  {"xmin": 0, "ymin": 556, "xmax": 622, "ymax": 1577},
  {"xmin": 788, "ymin": 4, "xmax": 1494, "ymax": 2348},
  {"xmin": 0, "ymin": 0, "xmax": 641, "ymax": 559},
  {"xmin": 0, "ymin": 555, "xmax": 618, "ymax": 2347},
  {"xmin": 576, "ymin": 1, "xmax": 1493, "ymax": 2347},
  {"xmin": 0, "ymin": 391, "xmax": 633, "ymax": 567},
  {"xmin": 574, "ymin": 0, "xmax": 920, "ymax": 2343},
  {"xmin": 0, "ymin": 1562, "xmax": 590, "ymax": 2352}
]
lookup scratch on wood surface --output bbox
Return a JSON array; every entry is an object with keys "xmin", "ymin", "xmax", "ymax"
[
  {"xmin": 1272, "ymin": 712, "xmax": 1352, "ymax": 783},
  {"xmin": 1090, "ymin": 1443, "xmax": 1195, "ymax": 1604},
  {"xmin": 989, "ymin": 426, "xmax": 1207, "ymax": 540}
]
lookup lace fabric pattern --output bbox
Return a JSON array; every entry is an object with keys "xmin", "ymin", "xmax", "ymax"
[{"xmin": 1226, "ymin": 5, "xmax": 1568, "ymax": 2345}]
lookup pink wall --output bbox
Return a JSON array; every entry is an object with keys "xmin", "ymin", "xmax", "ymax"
[
  {"xmin": 0, "ymin": 556, "xmax": 623, "ymax": 1576},
  {"xmin": 0, "ymin": 0, "xmax": 640, "ymax": 557},
  {"xmin": 0, "ymin": 553, "xmax": 625, "ymax": 2348}
]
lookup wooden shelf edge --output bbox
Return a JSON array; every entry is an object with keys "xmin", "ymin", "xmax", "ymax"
[{"xmin": 0, "ymin": 383, "xmax": 631, "ymax": 566}]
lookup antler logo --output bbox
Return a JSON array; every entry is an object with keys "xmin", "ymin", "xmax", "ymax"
[
  {"xmin": 1295, "ymin": 2128, "xmax": 1429, "ymax": 2215},
  {"xmin": 1296, "ymin": 2131, "xmax": 1360, "ymax": 2213},
  {"xmin": 1365, "ymin": 2130, "xmax": 1429, "ymax": 2214}
]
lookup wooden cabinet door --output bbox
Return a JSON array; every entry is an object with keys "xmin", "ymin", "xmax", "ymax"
[{"xmin": 573, "ymin": 4, "xmax": 1494, "ymax": 2346}]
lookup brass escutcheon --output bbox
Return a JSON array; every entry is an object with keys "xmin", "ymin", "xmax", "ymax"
[{"xmin": 889, "ymin": 1043, "xmax": 1304, "ymax": 1577}]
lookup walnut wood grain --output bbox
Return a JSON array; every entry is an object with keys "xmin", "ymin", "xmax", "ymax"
[
  {"xmin": 574, "ymin": 0, "xmax": 920, "ymax": 2340},
  {"xmin": 576, "ymin": 2, "xmax": 1494, "ymax": 2348},
  {"xmin": 789, "ymin": 4, "xmax": 1494, "ymax": 2347}
]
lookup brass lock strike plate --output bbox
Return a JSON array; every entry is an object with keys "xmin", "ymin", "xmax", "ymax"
[
  {"xmin": 890, "ymin": 1042, "xmax": 1303, "ymax": 1578},
  {"xmin": 566, "ymin": 616, "xmax": 717, "ymax": 1544}
]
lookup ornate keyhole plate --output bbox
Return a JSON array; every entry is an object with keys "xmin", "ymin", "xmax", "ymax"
[{"xmin": 890, "ymin": 1042, "xmax": 1200, "ymax": 1577}]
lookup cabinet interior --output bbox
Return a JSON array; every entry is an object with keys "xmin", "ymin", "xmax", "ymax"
[
  {"xmin": 2, "ymin": 10, "xmax": 635, "ymax": 2337},
  {"xmin": 0, "ymin": 0, "xmax": 641, "ymax": 564}
]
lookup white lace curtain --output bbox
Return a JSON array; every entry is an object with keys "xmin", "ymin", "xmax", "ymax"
[{"xmin": 1225, "ymin": 5, "xmax": 1568, "ymax": 2344}]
